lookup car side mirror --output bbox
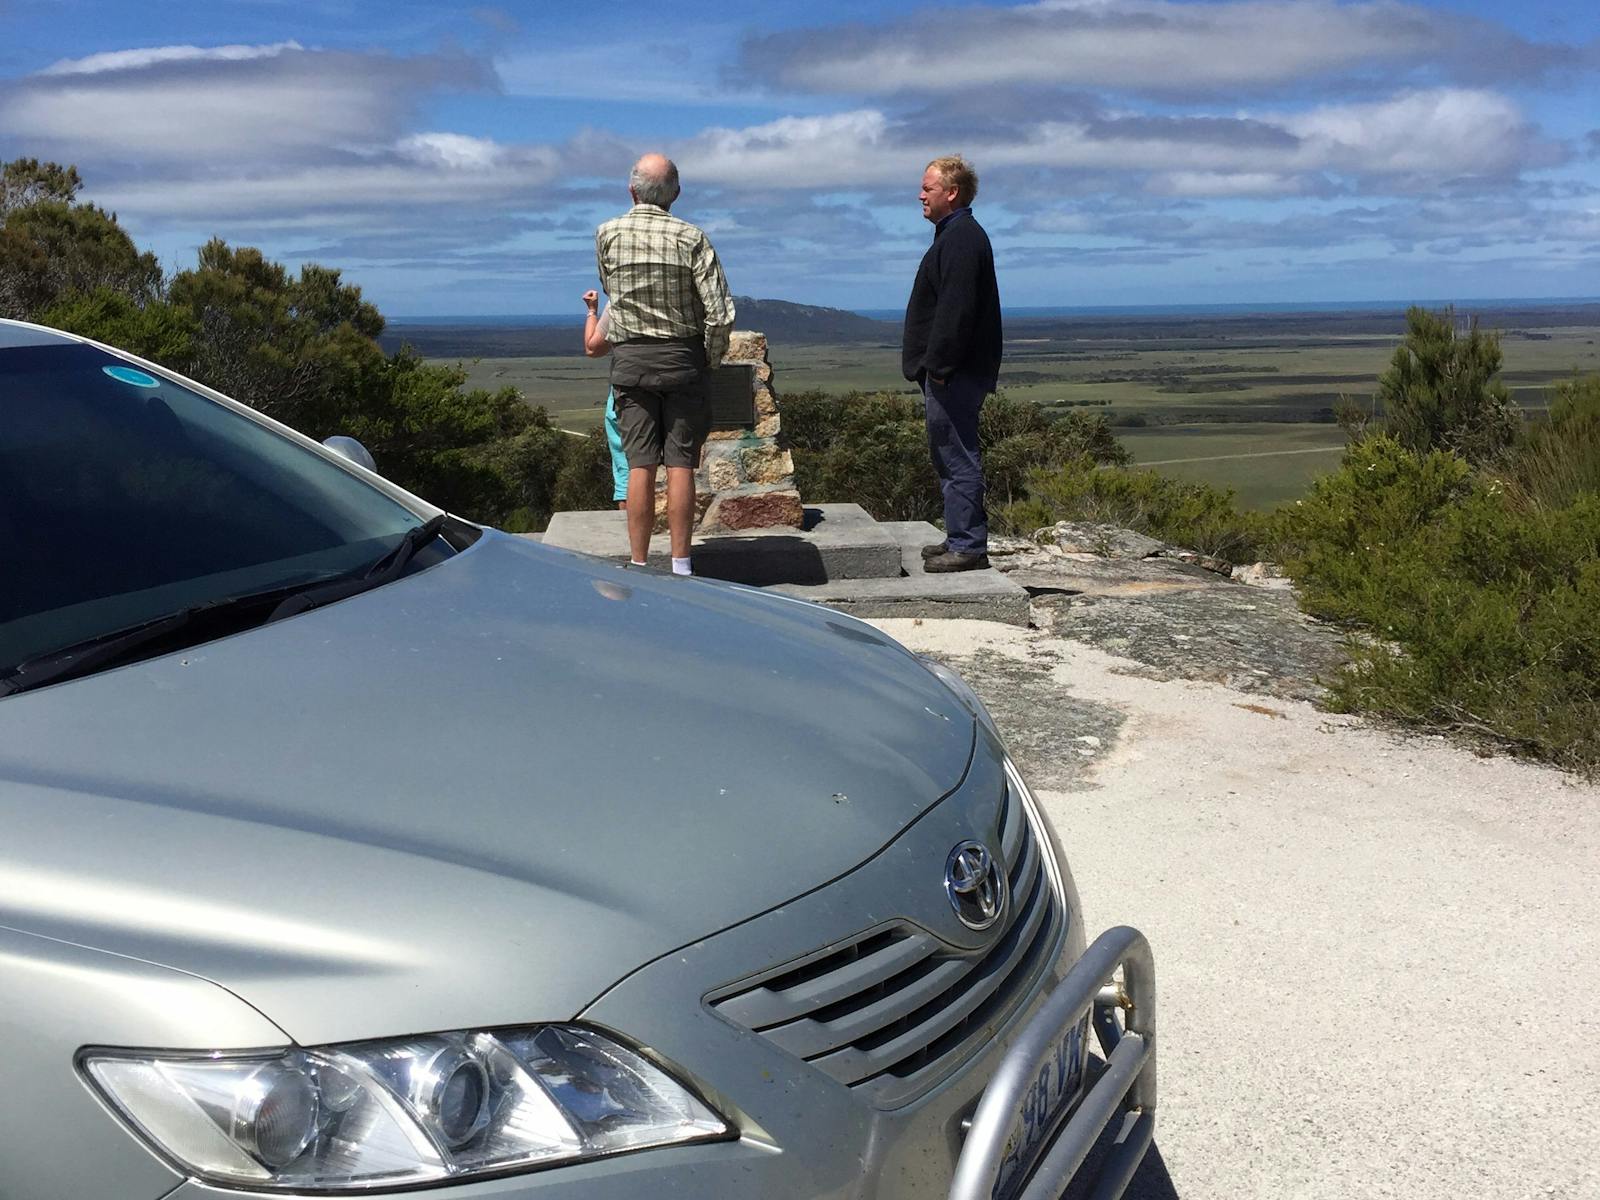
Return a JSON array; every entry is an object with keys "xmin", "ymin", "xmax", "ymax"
[{"xmin": 322, "ymin": 436, "xmax": 377, "ymax": 472}]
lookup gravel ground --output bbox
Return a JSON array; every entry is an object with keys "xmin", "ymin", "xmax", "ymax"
[{"xmin": 871, "ymin": 618, "xmax": 1600, "ymax": 1200}]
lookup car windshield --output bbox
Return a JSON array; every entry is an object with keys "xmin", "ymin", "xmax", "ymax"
[{"xmin": 1, "ymin": 339, "xmax": 436, "ymax": 677}]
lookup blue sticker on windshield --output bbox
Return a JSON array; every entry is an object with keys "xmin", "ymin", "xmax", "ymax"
[{"xmin": 102, "ymin": 365, "xmax": 160, "ymax": 388}]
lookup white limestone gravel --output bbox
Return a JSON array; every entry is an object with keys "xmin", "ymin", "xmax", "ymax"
[{"xmin": 870, "ymin": 618, "xmax": 1600, "ymax": 1200}]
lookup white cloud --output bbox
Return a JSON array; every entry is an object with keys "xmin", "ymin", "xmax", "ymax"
[
  {"xmin": 984, "ymin": 119, "xmax": 1290, "ymax": 174},
  {"xmin": 675, "ymin": 87, "xmax": 1553, "ymax": 197},
  {"xmin": 1148, "ymin": 171, "xmax": 1316, "ymax": 197},
  {"xmin": 1, "ymin": 23, "xmax": 1586, "ymax": 306},
  {"xmin": 743, "ymin": 0, "xmax": 1577, "ymax": 97},
  {"xmin": 91, "ymin": 154, "xmax": 561, "ymax": 222},
  {"xmin": 41, "ymin": 42, "xmax": 305, "ymax": 77},
  {"xmin": 0, "ymin": 42, "xmax": 553, "ymax": 230},
  {"xmin": 399, "ymin": 132, "xmax": 507, "ymax": 170},
  {"xmin": 677, "ymin": 111, "xmax": 905, "ymax": 189},
  {"xmin": 0, "ymin": 45, "xmax": 492, "ymax": 164},
  {"xmin": 1283, "ymin": 88, "xmax": 1550, "ymax": 177}
]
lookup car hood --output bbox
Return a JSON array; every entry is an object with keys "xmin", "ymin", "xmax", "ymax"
[{"xmin": 0, "ymin": 532, "xmax": 975, "ymax": 1046}]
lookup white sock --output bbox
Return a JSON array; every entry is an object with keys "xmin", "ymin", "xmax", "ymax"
[
  {"xmin": 630, "ymin": 559, "xmax": 647, "ymax": 567},
  {"xmin": 671, "ymin": 557, "xmax": 692, "ymax": 576}
]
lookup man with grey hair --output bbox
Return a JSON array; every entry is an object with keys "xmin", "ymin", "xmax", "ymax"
[{"xmin": 595, "ymin": 152, "xmax": 735, "ymax": 574}]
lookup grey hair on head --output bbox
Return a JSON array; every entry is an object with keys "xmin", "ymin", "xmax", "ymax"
[{"xmin": 629, "ymin": 156, "xmax": 681, "ymax": 208}]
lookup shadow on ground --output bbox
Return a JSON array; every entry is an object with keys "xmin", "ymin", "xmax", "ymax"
[{"xmin": 1062, "ymin": 1123, "xmax": 1179, "ymax": 1200}]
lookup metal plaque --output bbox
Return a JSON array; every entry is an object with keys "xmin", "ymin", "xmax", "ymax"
[{"xmin": 709, "ymin": 363, "xmax": 757, "ymax": 430}]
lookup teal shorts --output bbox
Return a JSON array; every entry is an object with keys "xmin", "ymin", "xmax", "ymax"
[{"xmin": 604, "ymin": 389, "xmax": 628, "ymax": 502}]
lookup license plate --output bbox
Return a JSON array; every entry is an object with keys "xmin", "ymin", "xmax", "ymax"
[{"xmin": 991, "ymin": 1014, "xmax": 1089, "ymax": 1200}]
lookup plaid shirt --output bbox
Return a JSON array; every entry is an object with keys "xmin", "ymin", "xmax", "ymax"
[{"xmin": 596, "ymin": 204, "xmax": 735, "ymax": 364}]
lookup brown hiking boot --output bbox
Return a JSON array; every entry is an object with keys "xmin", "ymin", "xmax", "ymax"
[
  {"xmin": 920, "ymin": 540, "xmax": 949, "ymax": 560},
  {"xmin": 923, "ymin": 549, "xmax": 990, "ymax": 573}
]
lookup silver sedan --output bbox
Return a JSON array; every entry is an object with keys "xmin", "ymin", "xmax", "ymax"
[{"xmin": 0, "ymin": 317, "xmax": 1154, "ymax": 1199}]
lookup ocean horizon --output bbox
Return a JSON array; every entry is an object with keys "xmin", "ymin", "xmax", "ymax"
[{"xmin": 390, "ymin": 295, "xmax": 1600, "ymax": 327}]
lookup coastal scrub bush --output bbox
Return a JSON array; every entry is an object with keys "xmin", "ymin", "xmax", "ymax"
[
  {"xmin": 979, "ymin": 394, "xmax": 1129, "ymax": 509},
  {"xmin": 39, "ymin": 287, "xmax": 198, "ymax": 364},
  {"xmin": 551, "ymin": 429, "xmax": 617, "ymax": 515},
  {"xmin": 780, "ymin": 390, "xmax": 1128, "ymax": 524},
  {"xmin": 996, "ymin": 460, "xmax": 1273, "ymax": 563},
  {"xmin": 1280, "ymin": 436, "xmax": 1600, "ymax": 771},
  {"xmin": 1371, "ymin": 306, "xmax": 1519, "ymax": 464},
  {"xmin": 1500, "ymin": 373, "xmax": 1600, "ymax": 512},
  {"xmin": 1, "ymin": 187, "xmax": 163, "ymax": 318},
  {"xmin": 781, "ymin": 390, "xmax": 940, "ymax": 521}
]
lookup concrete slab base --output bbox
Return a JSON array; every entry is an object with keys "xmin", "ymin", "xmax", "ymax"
[
  {"xmin": 771, "ymin": 521, "xmax": 1032, "ymax": 626},
  {"xmin": 541, "ymin": 503, "xmax": 902, "ymax": 586},
  {"xmin": 537, "ymin": 508, "xmax": 1032, "ymax": 625}
]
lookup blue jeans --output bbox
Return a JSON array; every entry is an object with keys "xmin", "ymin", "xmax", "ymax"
[{"xmin": 923, "ymin": 373, "xmax": 987, "ymax": 555}]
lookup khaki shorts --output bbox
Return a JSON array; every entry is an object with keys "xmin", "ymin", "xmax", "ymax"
[
  {"xmin": 609, "ymin": 338, "xmax": 711, "ymax": 469},
  {"xmin": 613, "ymin": 381, "xmax": 711, "ymax": 469}
]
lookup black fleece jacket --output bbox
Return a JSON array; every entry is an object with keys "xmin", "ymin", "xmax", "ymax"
[{"xmin": 901, "ymin": 208, "xmax": 1002, "ymax": 391}]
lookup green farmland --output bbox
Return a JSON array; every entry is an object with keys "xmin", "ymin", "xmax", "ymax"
[
  {"xmin": 445, "ymin": 355, "xmax": 615, "ymax": 432},
  {"xmin": 1118, "ymin": 423, "xmax": 1350, "ymax": 509}
]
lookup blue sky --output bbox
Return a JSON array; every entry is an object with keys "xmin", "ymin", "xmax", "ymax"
[{"xmin": 2, "ymin": 0, "xmax": 1597, "ymax": 316}]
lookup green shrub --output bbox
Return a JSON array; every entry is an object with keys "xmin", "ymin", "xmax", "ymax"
[
  {"xmin": 780, "ymin": 389, "xmax": 1128, "ymax": 524},
  {"xmin": 997, "ymin": 459, "xmax": 1275, "ymax": 563},
  {"xmin": 978, "ymin": 394, "xmax": 1130, "ymax": 509},
  {"xmin": 1499, "ymin": 373, "xmax": 1600, "ymax": 512},
  {"xmin": 38, "ymin": 288, "xmax": 198, "ymax": 364},
  {"xmin": 777, "ymin": 390, "xmax": 926, "ymax": 518},
  {"xmin": 1371, "ymin": 306, "xmax": 1519, "ymax": 464},
  {"xmin": 551, "ymin": 429, "xmax": 617, "ymax": 515},
  {"xmin": 1281, "ymin": 435, "xmax": 1600, "ymax": 770},
  {"xmin": 1275, "ymin": 435, "xmax": 1476, "ymax": 618}
]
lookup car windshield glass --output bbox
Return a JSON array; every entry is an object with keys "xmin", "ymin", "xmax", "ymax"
[{"xmin": 1, "ymin": 341, "xmax": 435, "ymax": 676}]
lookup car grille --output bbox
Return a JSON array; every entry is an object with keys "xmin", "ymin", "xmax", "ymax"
[{"xmin": 707, "ymin": 779, "xmax": 1065, "ymax": 1107}]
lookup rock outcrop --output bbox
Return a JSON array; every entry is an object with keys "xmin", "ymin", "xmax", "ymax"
[{"xmin": 986, "ymin": 523, "xmax": 1346, "ymax": 701}]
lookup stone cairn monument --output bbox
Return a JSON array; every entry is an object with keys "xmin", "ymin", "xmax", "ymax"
[{"xmin": 651, "ymin": 331, "xmax": 803, "ymax": 532}]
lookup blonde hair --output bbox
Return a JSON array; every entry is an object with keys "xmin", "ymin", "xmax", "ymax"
[{"xmin": 926, "ymin": 155, "xmax": 978, "ymax": 208}]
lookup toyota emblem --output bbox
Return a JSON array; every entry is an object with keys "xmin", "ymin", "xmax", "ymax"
[{"xmin": 945, "ymin": 841, "xmax": 1007, "ymax": 931}]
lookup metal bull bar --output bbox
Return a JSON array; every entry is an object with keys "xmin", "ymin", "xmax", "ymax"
[{"xmin": 949, "ymin": 926, "xmax": 1156, "ymax": 1200}]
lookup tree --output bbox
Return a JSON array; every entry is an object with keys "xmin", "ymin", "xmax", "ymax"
[
  {"xmin": 39, "ymin": 288, "xmax": 198, "ymax": 363},
  {"xmin": 166, "ymin": 240, "xmax": 390, "ymax": 434},
  {"xmin": 0, "ymin": 158, "xmax": 161, "ymax": 321},
  {"xmin": 1, "ymin": 158, "xmax": 82, "ymax": 216},
  {"xmin": 1375, "ymin": 306, "xmax": 1518, "ymax": 464}
]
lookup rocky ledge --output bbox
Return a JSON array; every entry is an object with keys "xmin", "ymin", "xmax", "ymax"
[{"xmin": 989, "ymin": 521, "xmax": 1347, "ymax": 702}]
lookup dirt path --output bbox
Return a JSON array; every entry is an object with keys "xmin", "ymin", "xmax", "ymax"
[
  {"xmin": 870, "ymin": 618, "xmax": 1600, "ymax": 1200},
  {"xmin": 1132, "ymin": 445, "xmax": 1345, "ymax": 467}
]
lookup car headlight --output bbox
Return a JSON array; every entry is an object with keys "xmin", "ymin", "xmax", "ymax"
[{"xmin": 81, "ymin": 1025, "xmax": 731, "ymax": 1190}]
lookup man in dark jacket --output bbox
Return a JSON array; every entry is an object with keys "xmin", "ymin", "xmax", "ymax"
[{"xmin": 902, "ymin": 155, "xmax": 1002, "ymax": 572}]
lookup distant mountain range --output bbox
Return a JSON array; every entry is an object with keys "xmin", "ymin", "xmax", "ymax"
[
  {"xmin": 381, "ymin": 297, "xmax": 897, "ymax": 358},
  {"xmin": 729, "ymin": 297, "xmax": 897, "ymax": 344}
]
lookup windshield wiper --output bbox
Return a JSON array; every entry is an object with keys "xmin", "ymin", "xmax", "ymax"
[
  {"xmin": 0, "ymin": 610, "xmax": 196, "ymax": 698},
  {"xmin": 267, "ymin": 514, "xmax": 448, "ymax": 622},
  {"xmin": 0, "ymin": 516, "xmax": 451, "ymax": 699},
  {"xmin": 0, "ymin": 575, "xmax": 328, "ymax": 698}
]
